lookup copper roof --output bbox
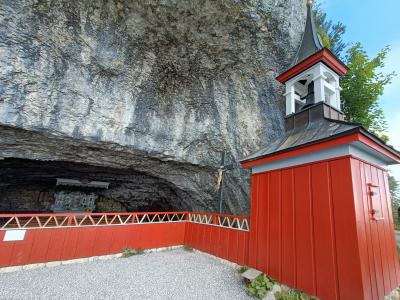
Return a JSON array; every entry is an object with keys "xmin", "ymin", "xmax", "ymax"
[{"xmin": 240, "ymin": 103, "xmax": 400, "ymax": 164}]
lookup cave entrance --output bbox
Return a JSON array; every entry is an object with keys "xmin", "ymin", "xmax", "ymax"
[{"xmin": 0, "ymin": 158, "xmax": 185, "ymax": 213}]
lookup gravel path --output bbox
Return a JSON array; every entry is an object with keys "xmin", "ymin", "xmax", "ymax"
[{"xmin": 0, "ymin": 248, "xmax": 251, "ymax": 300}]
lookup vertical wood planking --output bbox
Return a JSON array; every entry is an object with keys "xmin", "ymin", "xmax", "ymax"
[
  {"xmin": 248, "ymin": 174, "xmax": 260, "ymax": 268},
  {"xmin": 330, "ymin": 158, "xmax": 364, "ymax": 299},
  {"xmin": 0, "ymin": 230, "xmax": 14, "ymax": 267},
  {"xmin": 9, "ymin": 230, "xmax": 35, "ymax": 266},
  {"xmin": 350, "ymin": 159, "xmax": 374, "ymax": 300},
  {"xmin": 382, "ymin": 171, "xmax": 400, "ymax": 284},
  {"xmin": 364, "ymin": 163, "xmax": 385, "ymax": 299},
  {"xmin": 377, "ymin": 168, "xmax": 397, "ymax": 292},
  {"xmin": 294, "ymin": 165, "xmax": 315, "ymax": 294},
  {"xmin": 359, "ymin": 161, "xmax": 379, "ymax": 299},
  {"xmin": 256, "ymin": 173, "xmax": 269, "ymax": 272},
  {"xmin": 281, "ymin": 169, "xmax": 295, "ymax": 287},
  {"xmin": 311, "ymin": 162, "xmax": 339, "ymax": 300},
  {"xmin": 28, "ymin": 230, "xmax": 53, "ymax": 264},
  {"xmin": 371, "ymin": 167, "xmax": 391, "ymax": 295},
  {"xmin": 268, "ymin": 170, "xmax": 281, "ymax": 280},
  {"xmin": 0, "ymin": 222, "xmax": 189, "ymax": 267}
]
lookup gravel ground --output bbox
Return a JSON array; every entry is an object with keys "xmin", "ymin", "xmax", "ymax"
[{"xmin": 0, "ymin": 248, "xmax": 251, "ymax": 300}]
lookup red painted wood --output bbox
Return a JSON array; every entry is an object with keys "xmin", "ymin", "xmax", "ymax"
[
  {"xmin": 241, "ymin": 132, "xmax": 400, "ymax": 170},
  {"xmin": 349, "ymin": 159, "xmax": 400, "ymax": 299},
  {"xmin": 358, "ymin": 134, "xmax": 400, "ymax": 163},
  {"xmin": 280, "ymin": 169, "xmax": 296, "ymax": 287},
  {"xmin": 357, "ymin": 161, "xmax": 379, "ymax": 299},
  {"xmin": 256, "ymin": 173, "xmax": 270, "ymax": 272},
  {"xmin": 330, "ymin": 158, "xmax": 365, "ymax": 299},
  {"xmin": 371, "ymin": 167, "xmax": 391, "ymax": 295},
  {"xmin": 294, "ymin": 165, "xmax": 316, "ymax": 294},
  {"xmin": 247, "ymin": 155, "xmax": 400, "ymax": 300},
  {"xmin": 268, "ymin": 170, "xmax": 281, "ymax": 280},
  {"xmin": 377, "ymin": 168, "xmax": 396, "ymax": 294},
  {"xmin": 383, "ymin": 172, "xmax": 400, "ymax": 284},
  {"xmin": 311, "ymin": 162, "xmax": 339, "ymax": 300},
  {"xmin": 248, "ymin": 174, "xmax": 260, "ymax": 268},
  {"xmin": 241, "ymin": 134, "xmax": 359, "ymax": 169},
  {"xmin": 46, "ymin": 229, "xmax": 67, "ymax": 262},
  {"xmin": 0, "ymin": 211, "xmax": 244, "ymax": 275},
  {"xmin": 92, "ymin": 226, "xmax": 114, "ymax": 256},
  {"xmin": 0, "ymin": 231, "xmax": 14, "ymax": 267},
  {"xmin": 61, "ymin": 228, "xmax": 80, "ymax": 260},
  {"xmin": 9, "ymin": 231, "xmax": 35, "ymax": 266},
  {"xmin": 28, "ymin": 230, "xmax": 53, "ymax": 264},
  {"xmin": 364, "ymin": 163, "xmax": 385, "ymax": 299},
  {"xmin": 276, "ymin": 48, "xmax": 348, "ymax": 83},
  {"xmin": 181, "ymin": 221, "xmax": 249, "ymax": 266}
]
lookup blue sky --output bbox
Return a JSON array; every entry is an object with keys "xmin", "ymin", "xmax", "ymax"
[{"xmin": 322, "ymin": 0, "xmax": 400, "ymax": 181}]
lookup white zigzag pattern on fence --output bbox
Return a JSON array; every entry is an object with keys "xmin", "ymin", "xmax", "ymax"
[{"xmin": 1, "ymin": 213, "xmax": 249, "ymax": 231}]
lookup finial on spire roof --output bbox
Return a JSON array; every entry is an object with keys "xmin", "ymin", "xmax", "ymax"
[{"xmin": 293, "ymin": 0, "xmax": 323, "ymax": 64}]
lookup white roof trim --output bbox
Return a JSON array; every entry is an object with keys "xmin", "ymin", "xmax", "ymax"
[{"xmin": 251, "ymin": 141, "xmax": 394, "ymax": 174}]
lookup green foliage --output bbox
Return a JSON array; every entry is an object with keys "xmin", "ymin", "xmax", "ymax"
[
  {"xmin": 247, "ymin": 274, "xmax": 274, "ymax": 299},
  {"xmin": 276, "ymin": 288, "xmax": 320, "ymax": 300},
  {"xmin": 313, "ymin": 2, "xmax": 395, "ymax": 141},
  {"xmin": 389, "ymin": 173, "xmax": 400, "ymax": 230},
  {"xmin": 313, "ymin": 3, "xmax": 347, "ymax": 57},
  {"xmin": 183, "ymin": 245, "xmax": 194, "ymax": 252},
  {"xmin": 389, "ymin": 173, "xmax": 400, "ymax": 207},
  {"xmin": 121, "ymin": 247, "xmax": 144, "ymax": 258},
  {"xmin": 238, "ymin": 265, "xmax": 249, "ymax": 274},
  {"xmin": 276, "ymin": 290, "xmax": 306, "ymax": 300},
  {"xmin": 340, "ymin": 44, "xmax": 395, "ymax": 139}
]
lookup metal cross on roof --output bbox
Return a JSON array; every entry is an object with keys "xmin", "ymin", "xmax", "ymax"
[{"xmin": 214, "ymin": 151, "xmax": 234, "ymax": 213}]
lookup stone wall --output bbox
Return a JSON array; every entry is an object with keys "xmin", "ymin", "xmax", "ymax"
[{"xmin": 0, "ymin": 0, "xmax": 306, "ymax": 213}]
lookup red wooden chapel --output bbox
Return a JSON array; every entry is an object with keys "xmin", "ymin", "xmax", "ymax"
[{"xmin": 241, "ymin": 1, "xmax": 400, "ymax": 299}]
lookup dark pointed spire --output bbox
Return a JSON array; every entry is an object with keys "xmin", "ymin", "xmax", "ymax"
[{"xmin": 293, "ymin": 0, "xmax": 323, "ymax": 64}]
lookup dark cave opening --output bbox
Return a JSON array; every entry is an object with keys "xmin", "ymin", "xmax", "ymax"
[{"xmin": 0, "ymin": 158, "xmax": 187, "ymax": 213}]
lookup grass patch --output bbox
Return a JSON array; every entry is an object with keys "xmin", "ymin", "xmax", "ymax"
[
  {"xmin": 183, "ymin": 245, "xmax": 194, "ymax": 252},
  {"xmin": 121, "ymin": 247, "xmax": 144, "ymax": 258},
  {"xmin": 393, "ymin": 212, "xmax": 400, "ymax": 230},
  {"xmin": 238, "ymin": 265, "xmax": 249, "ymax": 274},
  {"xmin": 247, "ymin": 274, "xmax": 275, "ymax": 299},
  {"xmin": 398, "ymin": 245, "xmax": 400, "ymax": 262},
  {"xmin": 275, "ymin": 290, "xmax": 307, "ymax": 300}
]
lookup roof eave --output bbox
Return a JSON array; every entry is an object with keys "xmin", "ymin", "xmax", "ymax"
[
  {"xmin": 240, "ymin": 126, "xmax": 400, "ymax": 168},
  {"xmin": 276, "ymin": 48, "xmax": 349, "ymax": 84}
]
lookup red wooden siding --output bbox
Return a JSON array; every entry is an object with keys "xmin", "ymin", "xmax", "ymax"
[
  {"xmin": 184, "ymin": 222, "xmax": 249, "ymax": 266},
  {"xmin": 0, "ymin": 223, "xmax": 186, "ymax": 267},
  {"xmin": 0, "ymin": 212, "xmax": 249, "ymax": 268},
  {"xmin": 350, "ymin": 158, "xmax": 400, "ymax": 300},
  {"xmin": 248, "ymin": 156, "xmax": 400, "ymax": 300}
]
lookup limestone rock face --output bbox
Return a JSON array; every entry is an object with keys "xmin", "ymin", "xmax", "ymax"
[{"xmin": 0, "ymin": 0, "xmax": 305, "ymax": 213}]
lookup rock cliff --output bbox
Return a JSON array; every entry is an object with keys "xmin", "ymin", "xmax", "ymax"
[{"xmin": 0, "ymin": 0, "xmax": 305, "ymax": 213}]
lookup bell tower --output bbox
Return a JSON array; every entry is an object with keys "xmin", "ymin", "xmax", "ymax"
[
  {"xmin": 276, "ymin": 0, "xmax": 347, "ymax": 115},
  {"xmin": 241, "ymin": 1, "xmax": 400, "ymax": 299}
]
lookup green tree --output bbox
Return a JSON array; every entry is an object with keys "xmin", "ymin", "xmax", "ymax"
[
  {"xmin": 313, "ymin": 4, "xmax": 395, "ymax": 140},
  {"xmin": 340, "ymin": 44, "xmax": 394, "ymax": 141},
  {"xmin": 313, "ymin": 3, "xmax": 347, "ymax": 57},
  {"xmin": 389, "ymin": 174, "xmax": 400, "ymax": 206},
  {"xmin": 389, "ymin": 173, "xmax": 400, "ymax": 228},
  {"xmin": 313, "ymin": 3, "xmax": 398, "ymax": 208}
]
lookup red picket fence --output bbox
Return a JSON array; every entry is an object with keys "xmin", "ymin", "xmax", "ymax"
[{"xmin": 0, "ymin": 211, "xmax": 249, "ymax": 268}]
